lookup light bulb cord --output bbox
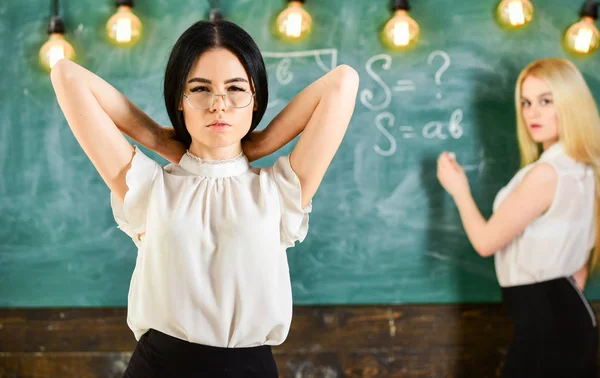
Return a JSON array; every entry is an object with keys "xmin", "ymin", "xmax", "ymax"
[
  {"xmin": 116, "ymin": 0, "xmax": 134, "ymax": 7},
  {"xmin": 51, "ymin": 0, "xmax": 59, "ymax": 17},
  {"xmin": 48, "ymin": 0, "xmax": 65, "ymax": 34},
  {"xmin": 392, "ymin": 0, "xmax": 410, "ymax": 12},
  {"xmin": 580, "ymin": 0, "xmax": 599, "ymax": 20}
]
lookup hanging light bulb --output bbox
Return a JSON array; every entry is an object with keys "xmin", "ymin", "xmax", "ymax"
[
  {"xmin": 39, "ymin": 1, "xmax": 76, "ymax": 71},
  {"xmin": 276, "ymin": 0, "xmax": 312, "ymax": 41},
  {"xmin": 40, "ymin": 32, "xmax": 76, "ymax": 71},
  {"xmin": 382, "ymin": 0, "xmax": 420, "ymax": 50},
  {"xmin": 564, "ymin": 1, "xmax": 599, "ymax": 55},
  {"xmin": 496, "ymin": 0, "xmax": 534, "ymax": 28},
  {"xmin": 106, "ymin": 0, "xmax": 142, "ymax": 46}
]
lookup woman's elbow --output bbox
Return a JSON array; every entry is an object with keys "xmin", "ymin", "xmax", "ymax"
[
  {"xmin": 50, "ymin": 59, "xmax": 76, "ymax": 88},
  {"xmin": 473, "ymin": 241, "xmax": 496, "ymax": 258},
  {"xmin": 332, "ymin": 64, "xmax": 360, "ymax": 94}
]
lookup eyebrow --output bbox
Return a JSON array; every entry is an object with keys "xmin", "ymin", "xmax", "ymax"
[
  {"xmin": 187, "ymin": 77, "xmax": 249, "ymax": 84},
  {"xmin": 521, "ymin": 92, "xmax": 553, "ymax": 99}
]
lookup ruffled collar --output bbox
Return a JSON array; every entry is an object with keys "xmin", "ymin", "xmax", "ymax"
[{"xmin": 178, "ymin": 150, "xmax": 250, "ymax": 177}]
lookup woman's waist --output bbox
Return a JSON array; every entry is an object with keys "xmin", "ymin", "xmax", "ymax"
[
  {"xmin": 139, "ymin": 328, "xmax": 275, "ymax": 362},
  {"xmin": 127, "ymin": 277, "xmax": 294, "ymax": 346},
  {"xmin": 501, "ymin": 276, "xmax": 595, "ymax": 327}
]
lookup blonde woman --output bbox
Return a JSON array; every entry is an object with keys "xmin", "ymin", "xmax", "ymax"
[{"xmin": 437, "ymin": 58, "xmax": 600, "ymax": 377}]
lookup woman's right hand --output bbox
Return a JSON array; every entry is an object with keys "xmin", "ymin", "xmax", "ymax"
[{"xmin": 437, "ymin": 152, "xmax": 471, "ymax": 199}]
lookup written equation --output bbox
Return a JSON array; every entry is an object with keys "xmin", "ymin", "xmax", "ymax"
[{"xmin": 360, "ymin": 51, "xmax": 465, "ymax": 157}]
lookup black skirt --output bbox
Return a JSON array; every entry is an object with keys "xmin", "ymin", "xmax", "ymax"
[
  {"xmin": 501, "ymin": 276, "xmax": 598, "ymax": 378},
  {"xmin": 122, "ymin": 329, "xmax": 279, "ymax": 378}
]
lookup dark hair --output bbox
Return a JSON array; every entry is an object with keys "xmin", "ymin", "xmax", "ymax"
[{"xmin": 164, "ymin": 20, "xmax": 268, "ymax": 148}]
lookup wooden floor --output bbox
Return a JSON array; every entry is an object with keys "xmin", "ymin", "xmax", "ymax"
[{"xmin": 1, "ymin": 303, "xmax": 598, "ymax": 377}]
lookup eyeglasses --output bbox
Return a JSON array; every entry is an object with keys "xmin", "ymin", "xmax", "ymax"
[{"xmin": 183, "ymin": 90, "xmax": 255, "ymax": 110}]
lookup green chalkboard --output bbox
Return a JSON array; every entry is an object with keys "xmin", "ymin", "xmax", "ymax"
[{"xmin": 2, "ymin": 0, "xmax": 600, "ymax": 306}]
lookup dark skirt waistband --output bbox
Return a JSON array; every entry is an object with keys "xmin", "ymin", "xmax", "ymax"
[
  {"xmin": 123, "ymin": 329, "xmax": 278, "ymax": 378},
  {"xmin": 145, "ymin": 328, "xmax": 272, "ymax": 359},
  {"xmin": 501, "ymin": 276, "xmax": 597, "ymax": 331}
]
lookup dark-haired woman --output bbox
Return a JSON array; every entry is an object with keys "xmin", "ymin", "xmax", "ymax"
[{"xmin": 50, "ymin": 20, "xmax": 359, "ymax": 378}]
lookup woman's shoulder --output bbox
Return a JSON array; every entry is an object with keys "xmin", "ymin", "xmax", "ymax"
[
  {"xmin": 255, "ymin": 155, "xmax": 295, "ymax": 178},
  {"xmin": 541, "ymin": 149, "xmax": 591, "ymax": 178},
  {"xmin": 521, "ymin": 162, "xmax": 558, "ymax": 188},
  {"xmin": 163, "ymin": 163, "xmax": 195, "ymax": 176}
]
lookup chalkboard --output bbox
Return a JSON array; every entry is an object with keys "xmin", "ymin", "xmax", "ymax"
[{"xmin": 2, "ymin": 0, "xmax": 600, "ymax": 306}]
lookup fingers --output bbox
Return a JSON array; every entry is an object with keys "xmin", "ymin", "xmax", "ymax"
[
  {"xmin": 447, "ymin": 154, "xmax": 460, "ymax": 171},
  {"xmin": 453, "ymin": 160, "xmax": 464, "ymax": 173},
  {"xmin": 437, "ymin": 151, "xmax": 449, "ymax": 165},
  {"xmin": 447, "ymin": 153, "xmax": 464, "ymax": 173},
  {"xmin": 438, "ymin": 151, "xmax": 464, "ymax": 174},
  {"xmin": 437, "ymin": 151, "xmax": 454, "ymax": 167}
]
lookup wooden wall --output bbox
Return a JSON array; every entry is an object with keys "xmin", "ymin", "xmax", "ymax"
[{"xmin": 1, "ymin": 303, "xmax": 598, "ymax": 377}]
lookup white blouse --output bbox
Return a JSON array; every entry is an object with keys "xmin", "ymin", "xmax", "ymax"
[
  {"xmin": 110, "ymin": 147, "xmax": 311, "ymax": 347},
  {"xmin": 493, "ymin": 142, "xmax": 596, "ymax": 287}
]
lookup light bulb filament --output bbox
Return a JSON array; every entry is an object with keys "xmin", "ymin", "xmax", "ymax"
[
  {"xmin": 285, "ymin": 13, "xmax": 303, "ymax": 38},
  {"xmin": 508, "ymin": 1, "xmax": 525, "ymax": 25},
  {"xmin": 574, "ymin": 27, "xmax": 594, "ymax": 53},
  {"xmin": 48, "ymin": 46, "xmax": 66, "ymax": 68},
  {"xmin": 392, "ymin": 21, "xmax": 410, "ymax": 46},
  {"xmin": 116, "ymin": 18, "xmax": 133, "ymax": 43}
]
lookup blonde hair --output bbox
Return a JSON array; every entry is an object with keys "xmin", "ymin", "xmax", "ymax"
[{"xmin": 515, "ymin": 58, "xmax": 600, "ymax": 270}]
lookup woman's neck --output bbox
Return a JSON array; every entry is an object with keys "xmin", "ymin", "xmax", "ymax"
[
  {"xmin": 542, "ymin": 138, "xmax": 559, "ymax": 151},
  {"xmin": 188, "ymin": 141, "xmax": 243, "ymax": 161}
]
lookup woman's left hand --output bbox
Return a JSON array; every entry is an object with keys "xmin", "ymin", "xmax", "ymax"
[{"xmin": 437, "ymin": 151, "xmax": 471, "ymax": 199}]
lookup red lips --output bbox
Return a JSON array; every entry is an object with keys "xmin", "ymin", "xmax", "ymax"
[{"xmin": 207, "ymin": 120, "xmax": 231, "ymax": 128}]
